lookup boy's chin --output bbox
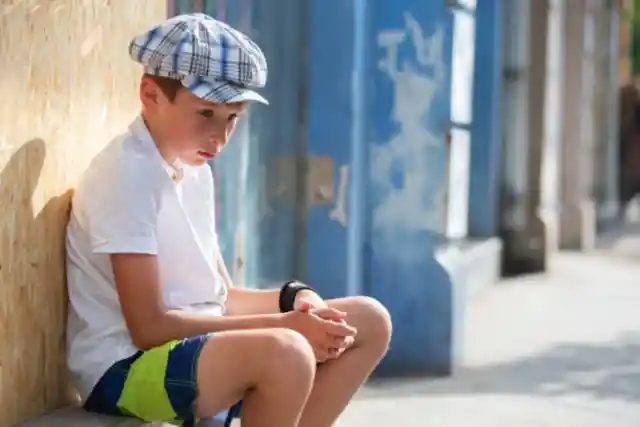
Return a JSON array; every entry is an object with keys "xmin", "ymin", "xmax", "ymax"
[
  {"xmin": 182, "ymin": 153, "xmax": 214, "ymax": 166},
  {"xmin": 178, "ymin": 157, "xmax": 203, "ymax": 167}
]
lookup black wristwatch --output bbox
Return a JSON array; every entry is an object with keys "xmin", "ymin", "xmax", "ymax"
[{"xmin": 279, "ymin": 280, "xmax": 317, "ymax": 313}]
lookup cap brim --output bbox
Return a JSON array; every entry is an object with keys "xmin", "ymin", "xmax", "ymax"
[
  {"xmin": 225, "ymin": 89, "xmax": 269, "ymax": 105},
  {"xmin": 181, "ymin": 76, "xmax": 268, "ymax": 105}
]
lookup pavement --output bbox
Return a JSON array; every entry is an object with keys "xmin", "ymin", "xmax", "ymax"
[{"xmin": 336, "ymin": 250, "xmax": 640, "ymax": 427}]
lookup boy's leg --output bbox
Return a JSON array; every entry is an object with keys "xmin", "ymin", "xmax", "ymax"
[
  {"xmin": 87, "ymin": 329, "xmax": 315, "ymax": 427},
  {"xmin": 297, "ymin": 296, "xmax": 392, "ymax": 427},
  {"xmin": 196, "ymin": 328, "xmax": 316, "ymax": 427}
]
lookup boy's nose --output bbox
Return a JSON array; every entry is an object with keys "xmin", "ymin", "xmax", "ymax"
[
  {"xmin": 209, "ymin": 131, "xmax": 228, "ymax": 146},
  {"xmin": 209, "ymin": 133, "xmax": 229, "ymax": 152}
]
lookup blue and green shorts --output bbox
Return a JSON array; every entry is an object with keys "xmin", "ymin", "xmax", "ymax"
[{"xmin": 84, "ymin": 335, "xmax": 242, "ymax": 427}]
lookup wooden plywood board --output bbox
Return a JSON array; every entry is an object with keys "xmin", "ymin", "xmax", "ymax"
[{"xmin": 0, "ymin": 1, "xmax": 167, "ymax": 425}]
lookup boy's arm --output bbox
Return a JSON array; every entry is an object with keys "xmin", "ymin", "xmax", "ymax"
[
  {"xmin": 88, "ymin": 160, "xmax": 295, "ymax": 349},
  {"xmin": 112, "ymin": 252, "xmax": 285, "ymax": 350},
  {"xmin": 217, "ymin": 251, "xmax": 326, "ymax": 316}
]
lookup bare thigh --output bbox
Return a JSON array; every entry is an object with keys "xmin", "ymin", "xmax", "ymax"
[{"xmin": 195, "ymin": 328, "xmax": 316, "ymax": 418}]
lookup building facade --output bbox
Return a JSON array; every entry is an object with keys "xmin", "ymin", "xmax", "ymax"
[{"xmin": 170, "ymin": 0, "xmax": 509, "ymax": 375}]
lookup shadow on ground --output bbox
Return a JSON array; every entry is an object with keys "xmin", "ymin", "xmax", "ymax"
[
  {"xmin": 597, "ymin": 220, "xmax": 640, "ymax": 257},
  {"xmin": 362, "ymin": 331, "xmax": 640, "ymax": 402}
]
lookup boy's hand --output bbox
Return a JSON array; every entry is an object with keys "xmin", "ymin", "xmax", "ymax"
[
  {"xmin": 295, "ymin": 303, "xmax": 356, "ymax": 360},
  {"xmin": 281, "ymin": 309, "xmax": 357, "ymax": 363},
  {"xmin": 311, "ymin": 307, "xmax": 356, "ymax": 359}
]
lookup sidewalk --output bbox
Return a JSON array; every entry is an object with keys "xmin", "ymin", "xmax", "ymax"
[
  {"xmin": 597, "ymin": 220, "xmax": 640, "ymax": 256},
  {"xmin": 337, "ymin": 252, "xmax": 640, "ymax": 426}
]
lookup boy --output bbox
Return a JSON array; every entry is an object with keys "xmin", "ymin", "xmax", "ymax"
[{"xmin": 66, "ymin": 13, "xmax": 392, "ymax": 427}]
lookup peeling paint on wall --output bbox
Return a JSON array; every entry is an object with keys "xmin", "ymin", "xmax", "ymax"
[
  {"xmin": 329, "ymin": 164, "xmax": 349, "ymax": 226},
  {"xmin": 371, "ymin": 12, "xmax": 448, "ymax": 251}
]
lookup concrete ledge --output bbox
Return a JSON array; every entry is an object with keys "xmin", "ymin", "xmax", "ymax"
[
  {"xmin": 372, "ymin": 237, "xmax": 502, "ymax": 378},
  {"xmin": 436, "ymin": 237, "xmax": 503, "ymax": 301},
  {"xmin": 436, "ymin": 237, "xmax": 502, "ymax": 369},
  {"xmin": 16, "ymin": 406, "xmax": 229, "ymax": 427}
]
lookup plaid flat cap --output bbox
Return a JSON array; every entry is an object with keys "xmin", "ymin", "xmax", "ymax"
[{"xmin": 129, "ymin": 13, "xmax": 268, "ymax": 104}]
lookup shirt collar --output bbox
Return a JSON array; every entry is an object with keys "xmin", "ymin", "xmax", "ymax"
[{"xmin": 129, "ymin": 116, "xmax": 196, "ymax": 183}]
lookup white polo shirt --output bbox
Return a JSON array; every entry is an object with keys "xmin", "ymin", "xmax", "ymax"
[{"xmin": 66, "ymin": 116, "xmax": 227, "ymax": 402}]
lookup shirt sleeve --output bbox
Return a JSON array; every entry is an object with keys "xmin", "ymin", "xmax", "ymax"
[{"xmin": 86, "ymin": 160, "xmax": 164, "ymax": 255}]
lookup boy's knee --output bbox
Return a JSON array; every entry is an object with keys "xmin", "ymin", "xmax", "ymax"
[
  {"xmin": 266, "ymin": 328, "xmax": 316, "ymax": 380},
  {"xmin": 352, "ymin": 297, "xmax": 393, "ymax": 348}
]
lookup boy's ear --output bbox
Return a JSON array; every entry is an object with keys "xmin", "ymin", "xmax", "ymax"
[{"xmin": 139, "ymin": 77, "xmax": 162, "ymax": 108}]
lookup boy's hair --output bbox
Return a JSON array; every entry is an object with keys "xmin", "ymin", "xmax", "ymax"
[{"xmin": 144, "ymin": 74, "xmax": 183, "ymax": 102}]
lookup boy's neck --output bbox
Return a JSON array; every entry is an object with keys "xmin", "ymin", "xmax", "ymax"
[{"xmin": 141, "ymin": 112, "xmax": 178, "ymax": 165}]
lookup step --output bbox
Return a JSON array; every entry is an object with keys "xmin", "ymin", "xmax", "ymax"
[{"xmin": 15, "ymin": 406, "xmax": 228, "ymax": 427}]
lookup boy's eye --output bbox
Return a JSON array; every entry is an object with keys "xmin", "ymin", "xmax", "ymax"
[{"xmin": 197, "ymin": 111, "xmax": 240, "ymax": 122}]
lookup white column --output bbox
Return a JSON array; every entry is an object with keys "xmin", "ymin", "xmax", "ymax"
[
  {"xmin": 499, "ymin": 0, "xmax": 550, "ymax": 274},
  {"xmin": 601, "ymin": 1, "xmax": 621, "ymax": 221},
  {"xmin": 559, "ymin": 0, "xmax": 597, "ymax": 249},
  {"xmin": 524, "ymin": 0, "xmax": 550, "ymax": 266},
  {"xmin": 540, "ymin": 0, "xmax": 566, "ymax": 253}
]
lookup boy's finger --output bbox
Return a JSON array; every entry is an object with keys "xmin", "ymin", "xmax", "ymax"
[
  {"xmin": 330, "ymin": 335, "xmax": 347, "ymax": 346},
  {"xmin": 314, "ymin": 347, "xmax": 330, "ymax": 363},
  {"xmin": 312, "ymin": 307, "xmax": 347, "ymax": 320},
  {"xmin": 296, "ymin": 302, "xmax": 312, "ymax": 313},
  {"xmin": 330, "ymin": 335, "xmax": 355, "ymax": 351},
  {"xmin": 344, "ymin": 335, "xmax": 355, "ymax": 348},
  {"xmin": 323, "ymin": 319, "xmax": 357, "ymax": 337}
]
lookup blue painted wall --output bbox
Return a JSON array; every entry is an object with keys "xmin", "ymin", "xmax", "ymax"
[
  {"xmin": 468, "ymin": 0, "xmax": 503, "ymax": 238},
  {"xmin": 365, "ymin": 0, "xmax": 456, "ymax": 375},
  {"xmin": 303, "ymin": 0, "xmax": 366, "ymax": 298},
  {"xmin": 248, "ymin": 0, "xmax": 307, "ymax": 288},
  {"xmin": 172, "ymin": 0, "xmax": 499, "ymax": 375},
  {"xmin": 302, "ymin": 0, "xmax": 481, "ymax": 375}
]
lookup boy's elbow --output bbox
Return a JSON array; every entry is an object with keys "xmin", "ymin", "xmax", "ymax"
[
  {"xmin": 127, "ymin": 313, "xmax": 168, "ymax": 350},
  {"xmin": 130, "ymin": 331, "xmax": 157, "ymax": 350}
]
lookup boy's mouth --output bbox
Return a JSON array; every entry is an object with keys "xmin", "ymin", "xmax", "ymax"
[{"xmin": 197, "ymin": 150, "xmax": 215, "ymax": 159}]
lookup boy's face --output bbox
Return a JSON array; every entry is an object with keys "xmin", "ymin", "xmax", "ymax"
[{"xmin": 140, "ymin": 77, "xmax": 247, "ymax": 166}]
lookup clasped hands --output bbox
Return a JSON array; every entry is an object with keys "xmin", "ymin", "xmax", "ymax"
[{"xmin": 281, "ymin": 290, "xmax": 356, "ymax": 363}]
